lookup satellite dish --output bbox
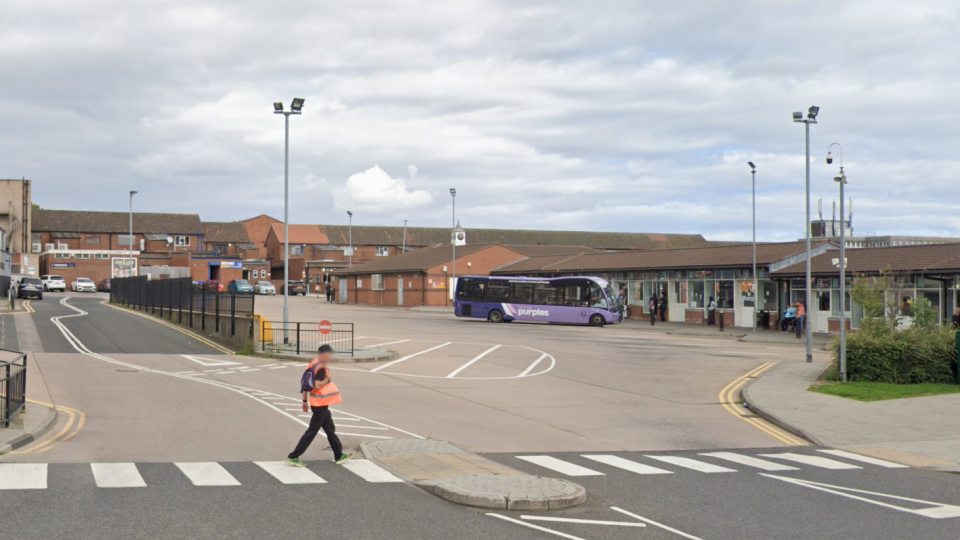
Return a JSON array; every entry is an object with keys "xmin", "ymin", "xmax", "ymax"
[{"xmin": 166, "ymin": 236, "xmax": 174, "ymax": 244}]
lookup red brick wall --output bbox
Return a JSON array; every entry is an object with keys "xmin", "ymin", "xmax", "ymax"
[
  {"xmin": 243, "ymin": 215, "xmax": 281, "ymax": 260},
  {"xmin": 40, "ymin": 255, "xmax": 117, "ymax": 286}
]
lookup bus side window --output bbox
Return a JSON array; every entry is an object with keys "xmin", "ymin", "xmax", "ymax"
[
  {"xmin": 487, "ymin": 283, "xmax": 509, "ymax": 300},
  {"xmin": 564, "ymin": 285, "xmax": 585, "ymax": 307},
  {"xmin": 534, "ymin": 283, "xmax": 559, "ymax": 305}
]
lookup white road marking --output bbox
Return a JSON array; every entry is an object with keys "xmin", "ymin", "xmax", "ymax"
[
  {"xmin": 720, "ymin": 351, "xmax": 780, "ymax": 356},
  {"xmin": 269, "ymin": 366, "xmax": 289, "ymax": 370},
  {"xmin": 174, "ymin": 371, "xmax": 198, "ymax": 374},
  {"xmin": 259, "ymin": 364, "xmax": 276, "ymax": 368},
  {"xmin": 371, "ymin": 342, "xmax": 452, "ymax": 372},
  {"xmin": 180, "ymin": 354, "xmax": 242, "ymax": 367},
  {"xmin": 338, "ymin": 432, "xmax": 393, "ymax": 439},
  {"xmin": 516, "ymin": 456, "xmax": 604, "ymax": 476},
  {"xmin": 341, "ymin": 460, "xmax": 403, "ymax": 482},
  {"xmin": 645, "ymin": 455, "xmax": 737, "ymax": 473},
  {"xmin": 698, "ymin": 452, "xmax": 799, "ymax": 471},
  {"xmin": 519, "ymin": 353, "xmax": 548, "ymax": 377},
  {"xmin": 520, "ymin": 516, "xmax": 644, "ymax": 528},
  {"xmin": 487, "ymin": 514, "xmax": 587, "ymax": 540},
  {"xmin": 0, "ymin": 463, "xmax": 47, "ymax": 490},
  {"xmin": 175, "ymin": 462, "xmax": 241, "ymax": 486},
  {"xmin": 446, "ymin": 345, "xmax": 502, "ymax": 378},
  {"xmin": 239, "ymin": 369, "xmax": 260, "ymax": 372},
  {"xmin": 333, "ymin": 425, "xmax": 389, "ymax": 430},
  {"xmin": 255, "ymin": 461, "xmax": 326, "ymax": 484},
  {"xmin": 611, "ymin": 507, "xmax": 705, "ymax": 539},
  {"xmin": 364, "ymin": 339, "xmax": 411, "ymax": 348},
  {"xmin": 817, "ymin": 449, "xmax": 909, "ymax": 468},
  {"xmin": 762, "ymin": 474, "xmax": 960, "ymax": 519},
  {"xmin": 582, "ymin": 455, "xmax": 673, "ymax": 475},
  {"xmin": 760, "ymin": 453, "xmax": 862, "ymax": 470},
  {"xmin": 91, "ymin": 463, "xmax": 147, "ymax": 488}
]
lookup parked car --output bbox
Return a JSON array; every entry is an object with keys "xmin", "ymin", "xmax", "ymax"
[
  {"xmin": 203, "ymin": 280, "xmax": 223, "ymax": 292},
  {"xmin": 41, "ymin": 275, "xmax": 66, "ymax": 292},
  {"xmin": 98, "ymin": 279, "xmax": 111, "ymax": 292},
  {"xmin": 254, "ymin": 281, "xmax": 276, "ymax": 295},
  {"xmin": 228, "ymin": 279, "xmax": 254, "ymax": 293},
  {"xmin": 72, "ymin": 277, "xmax": 97, "ymax": 292},
  {"xmin": 17, "ymin": 278, "xmax": 43, "ymax": 300},
  {"xmin": 282, "ymin": 280, "xmax": 308, "ymax": 295}
]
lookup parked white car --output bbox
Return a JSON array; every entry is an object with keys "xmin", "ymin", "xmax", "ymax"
[
  {"xmin": 72, "ymin": 277, "xmax": 97, "ymax": 292},
  {"xmin": 255, "ymin": 281, "xmax": 276, "ymax": 295},
  {"xmin": 41, "ymin": 275, "xmax": 66, "ymax": 292}
]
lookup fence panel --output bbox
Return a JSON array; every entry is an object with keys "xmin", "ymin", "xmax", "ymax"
[
  {"xmin": 260, "ymin": 322, "xmax": 354, "ymax": 356},
  {"xmin": 0, "ymin": 351, "xmax": 27, "ymax": 428}
]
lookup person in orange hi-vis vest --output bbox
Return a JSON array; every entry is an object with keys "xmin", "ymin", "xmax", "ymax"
[{"xmin": 286, "ymin": 345, "xmax": 353, "ymax": 467}]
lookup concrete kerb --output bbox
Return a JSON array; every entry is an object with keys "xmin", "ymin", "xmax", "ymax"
[
  {"xmin": 253, "ymin": 348, "xmax": 398, "ymax": 364},
  {"xmin": 741, "ymin": 367, "xmax": 826, "ymax": 446},
  {"xmin": 0, "ymin": 404, "xmax": 58, "ymax": 454},
  {"xmin": 360, "ymin": 440, "xmax": 586, "ymax": 511}
]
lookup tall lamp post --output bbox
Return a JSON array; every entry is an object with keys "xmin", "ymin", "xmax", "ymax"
[
  {"xmin": 748, "ymin": 162, "xmax": 757, "ymax": 332},
  {"xmin": 128, "ymin": 191, "xmax": 137, "ymax": 270},
  {"xmin": 274, "ymin": 97, "xmax": 305, "ymax": 343},
  {"xmin": 793, "ymin": 105, "xmax": 819, "ymax": 363},
  {"xmin": 450, "ymin": 188, "xmax": 456, "ymax": 305},
  {"xmin": 347, "ymin": 211, "xmax": 353, "ymax": 267},
  {"xmin": 827, "ymin": 143, "xmax": 848, "ymax": 382},
  {"xmin": 402, "ymin": 219, "xmax": 408, "ymax": 253}
]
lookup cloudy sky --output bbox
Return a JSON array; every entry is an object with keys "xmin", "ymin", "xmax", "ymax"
[{"xmin": 2, "ymin": 0, "xmax": 959, "ymax": 241}]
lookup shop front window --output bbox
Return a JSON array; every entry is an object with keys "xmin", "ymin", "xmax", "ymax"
[
  {"xmin": 689, "ymin": 281, "xmax": 704, "ymax": 308},
  {"xmin": 717, "ymin": 281, "xmax": 734, "ymax": 309}
]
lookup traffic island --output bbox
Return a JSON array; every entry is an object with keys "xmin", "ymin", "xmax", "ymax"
[
  {"xmin": 361, "ymin": 439, "xmax": 586, "ymax": 511},
  {"xmin": 254, "ymin": 347, "xmax": 398, "ymax": 363}
]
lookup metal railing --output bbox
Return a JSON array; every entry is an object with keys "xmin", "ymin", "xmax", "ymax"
[
  {"xmin": 260, "ymin": 321, "xmax": 354, "ymax": 356},
  {"xmin": 1, "ymin": 350, "xmax": 27, "ymax": 428}
]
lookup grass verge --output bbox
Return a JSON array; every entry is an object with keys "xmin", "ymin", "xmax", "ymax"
[{"xmin": 810, "ymin": 381, "xmax": 960, "ymax": 402}]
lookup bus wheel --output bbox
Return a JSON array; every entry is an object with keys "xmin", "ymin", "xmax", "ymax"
[
  {"xmin": 590, "ymin": 314, "xmax": 604, "ymax": 327},
  {"xmin": 489, "ymin": 309, "xmax": 504, "ymax": 323}
]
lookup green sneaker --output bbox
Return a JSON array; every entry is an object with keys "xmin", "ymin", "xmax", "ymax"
[
  {"xmin": 286, "ymin": 457, "xmax": 307, "ymax": 467},
  {"xmin": 335, "ymin": 453, "xmax": 354, "ymax": 465}
]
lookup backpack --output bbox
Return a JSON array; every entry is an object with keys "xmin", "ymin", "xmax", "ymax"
[{"xmin": 300, "ymin": 363, "xmax": 323, "ymax": 393}]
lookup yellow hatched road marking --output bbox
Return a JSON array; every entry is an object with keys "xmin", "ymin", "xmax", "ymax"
[{"xmin": 719, "ymin": 362, "xmax": 807, "ymax": 446}]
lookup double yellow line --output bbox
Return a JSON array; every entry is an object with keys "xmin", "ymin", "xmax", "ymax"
[
  {"xmin": 719, "ymin": 362, "xmax": 807, "ymax": 446},
  {"xmin": 22, "ymin": 299, "xmax": 35, "ymax": 313},
  {"xmin": 10, "ymin": 400, "xmax": 86, "ymax": 454},
  {"xmin": 100, "ymin": 301, "xmax": 234, "ymax": 355}
]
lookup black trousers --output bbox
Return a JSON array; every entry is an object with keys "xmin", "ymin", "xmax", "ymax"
[
  {"xmin": 659, "ymin": 307, "xmax": 666, "ymax": 321},
  {"xmin": 649, "ymin": 311, "xmax": 656, "ymax": 325},
  {"xmin": 289, "ymin": 405, "xmax": 342, "ymax": 460}
]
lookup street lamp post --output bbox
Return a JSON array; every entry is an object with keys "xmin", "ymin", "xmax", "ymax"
[
  {"xmin": 347, "ymin": 211, "xmax": 353, "ymax": 267},
  {"xmin": 748, "ymin": 162, "xmax": 757, "ymax": 332},
  {"xmin": 827, "ymin": 143, "xmax": 848, "ymax": 382},
  {"xmin": 450, "ymin": 188, "xmax": 456, "ymax": 305},
  {"xmin": 274, "ymin": 98, "xmax": 305, "ymax": 344},
  {"xmin": 793, "ymin": 106, "xmax": 819, "ymax": 363},
  {"xmin": 128, "ymin": 191, "xmax": 137, "ymax": 270},
  {"xmin": 402, "ymin": 219, "xmax": 408, "ymax": 253}
]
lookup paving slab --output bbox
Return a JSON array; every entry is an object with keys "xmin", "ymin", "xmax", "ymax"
[{"xmin": 361, "ymin": 439, "xmax": 586, "ymax": 511}]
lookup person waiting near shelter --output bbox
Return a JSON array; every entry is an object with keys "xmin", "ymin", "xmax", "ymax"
[
  {"xmin": 659, "ymin": 291, "xmax": 668, "ymax": 322},
  {"xmin": 952, "ymin": 307, "xmax": 960, "ymax": 328},
  {"xmin": 780, "ymin": 304, "xmax": 797, "ymax": 332},
  {"xmin": 706, "ymin": 296, "xmax": 717, "ymax": 326},
  {"xmin": 648, "ymin": 295, "xmax": 657, "ymax": 326}
]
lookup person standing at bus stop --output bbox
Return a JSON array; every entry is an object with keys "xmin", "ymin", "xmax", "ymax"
[
  {"xmin": 648, "ymin": 295, "xmax": 657, "ymax": 326},
  {"xmin": 706, "ymin": 296, "xmax": 717, "ymax": 326},
  {"xmin": 658, "ymin": 291, "xmax": 668, "ymax": 322},
  {"xmin": 287, "ymin": 345, "xmax": 353, "ymax": 467}
]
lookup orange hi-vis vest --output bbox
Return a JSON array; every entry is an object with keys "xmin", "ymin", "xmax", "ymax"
[{"xmin": 307, "ymin": 361, "xmax": 343, "ymax": 407}]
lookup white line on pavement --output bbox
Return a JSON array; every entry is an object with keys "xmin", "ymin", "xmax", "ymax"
[
  {"xmin": 581, "ymin": 455, "xmax": 673, "ymax": 475},
  {"xmin": 371, "ymin": 342, "xmax": 452, "ymax": 372},
  {"xmin": 175, "ymin": 462, "xmax": 241, "ymax": 486},
  {"xmin": 269, "ymin": 366, "xmax": 289, "ymax": 369},
  {"xmin": 239, "ymin": 369, "xmax": 260, "ymax": 372},
  {"xmin": 698, "ymin": 452, "xmax": 799, "ymax": 471},
  {"xmin": 91, "ymin": 463, "xmax": 147, "ymax": 488},
  {"xmin": 0, "ymin": 463, "xmax": 47, "ymax": 490},
  {"xmin": 645, "ymin": 455, "xmax": 737, "ymax": 473},
  {"xmin": 338, "ymin": 432, "xmax": 393, "ymax": 439},
  {"xmin": 255, "ymin": 461, "xmax": 326, "ymax": 484},
  {"xmin": 364, "ymin": 339, "xmax": 411, "ymax": 348},
  {"xmin": 332, "ymin": 424, "xmax": 389, "ymax": 430},
  {"xmin": 487, "ymin": 514, "xmax": 586, "ymax": 540},
  {"xmin": 446, "ymin": 345, "xmax": 501, "ymax": 378},
  {"xmin": 611, "ymin": 507, "xmax": 704, "ymax": 540},
  {"xmin": 519, "ymin": 353, "xmax": 548, "ymax": 377},
  {"xmin": 521, "ymin": 516, "xmax": 644, "ymax": 528},
  {"xmin": 760, "ymin": 453, "xmax": 862, "ymax": 470},
  {"xmin": 817, "ymin": 449, "xmax": 909, "ymax": 468},
  {"xmin": 516, "ymin": 456, "xmax": 604, "ymax": 476},
  {"xmin": 341, "ymin": 460, "xmax": 403, "ymax": 482}
]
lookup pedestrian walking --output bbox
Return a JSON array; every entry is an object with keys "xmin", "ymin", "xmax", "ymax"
[
  {"xmin": 286, "ymin": 345, "xmax": 353, "ymax": 467},
  {"xmin": 706, "ymin": 296, "xmax": 716, "ymax": 326},
  {"xmin": 648, "ymin": 295, "xmax": 657, "ymax": 326},
  {"xmin": 953, "ymin": 307, "xmax": 960, "ymax": 328},
  {"xmin": 658, "ymin": 291, "xmax": 667, "ymax": 322},
  {"xmin": 326, "ymin": 283, "xmax": 334, "ymax": 303},
  {"xmin": 316, "ymin": 281, "xmax": 322, "ymax": 299}
]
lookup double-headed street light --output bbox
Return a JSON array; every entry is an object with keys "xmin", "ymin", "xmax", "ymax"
[
  {"xmin": 827, "ymin": 143, "xmax": 848, "ymax": 382},
  {"xmin": 274, "ymin": 97, "xmax": 305, "ymax": 343},
  {"xmin": 748, "ymin": 162, "xmax": 757, "ymax": 332},
  {"xmin": 793, "ymin": 105, "xmax": 819, "ymax": 363}
]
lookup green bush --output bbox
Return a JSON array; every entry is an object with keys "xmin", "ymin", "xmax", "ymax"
[{"xmin": 838, "ymin": 323, "xmax": 957, "ymax": 384}]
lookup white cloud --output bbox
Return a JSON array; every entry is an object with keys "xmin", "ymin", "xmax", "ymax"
[{"xmin": 332, "ymin": 165, "xmax": 432, "ymax": 214}]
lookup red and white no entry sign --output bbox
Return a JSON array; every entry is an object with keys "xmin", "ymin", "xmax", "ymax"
[{"xmin": 318, "ymin": 320, "xmax": 333, "ymax": 335}]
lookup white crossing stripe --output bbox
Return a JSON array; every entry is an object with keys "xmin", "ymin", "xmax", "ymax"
[
  {"xmin": 255, "ymin": 461, "xmax": 327, "ymax": 484},
  {"xmin": 760, "ymin": 453, "xmax": 862, "ymax": 470},
  {"xmin": 645, "ymin": 456, "xmax": 737, "ymax": 473},
  {"xmin": 516, "ymin": 456, "xmax": 605, "ymax": 476},
  {"xmin": 91, "ymin": 463, "xmax": 147, "ymax": 488},
  {"xmin": 698, "ymin": 452, "xmax": 799, "ymax": 471},
  {"xmin": 175, "ymin": 462, "xmax": 241, "ymax": 486},
  {"xmin": 341, "ymin": 460, "xmax": 404, "ymax": 483},
  {"xmin": 817, "ymin": 449, "xmax": 909, "ymax": 468},
  {"xmin": 0, "ymin": 463, "xmax": 47, "ymax": 490},
  {"xmin": 582, "ymin": 455, "xmax": 673, "ymax": 475}
]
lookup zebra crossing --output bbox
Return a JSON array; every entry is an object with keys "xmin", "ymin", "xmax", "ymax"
[
  {"xmin": 0, "ymin": 459, "xmax": 403, "ymax": 490},
  {"xmin": 512, "ymin": 449, "xmax": 909, "ymax": 479}
]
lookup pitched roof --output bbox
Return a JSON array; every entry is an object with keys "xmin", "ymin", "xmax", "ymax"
[
  {"xmin": 202, "ymin": 222, "xmax": 251, "ymax": 244},
  {"xmin": 33, "ymin": 209, "xmax": 202, "ymax": 235},
  {"xmin": 772, "ymin": 243, "xmax": 960, "ymax": 276},
  {"xmin": 506, "ymin": 245, "xmax": 599, "ymax": 257},
  {"xmin": 268, "ymin": 224, "xmax": 330, "ymax": 244},
  {"xmin": 494, "ymin": 241, "xmax": 826, "ymax": 274},
  {"xmin": 332, "ymin": 243, "xmax": 505, "ymax": 274}
]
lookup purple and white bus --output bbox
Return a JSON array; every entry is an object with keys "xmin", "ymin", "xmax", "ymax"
[{"xmin": 454, "ymin": 276, "xmax": 621, "ymax": 326}]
